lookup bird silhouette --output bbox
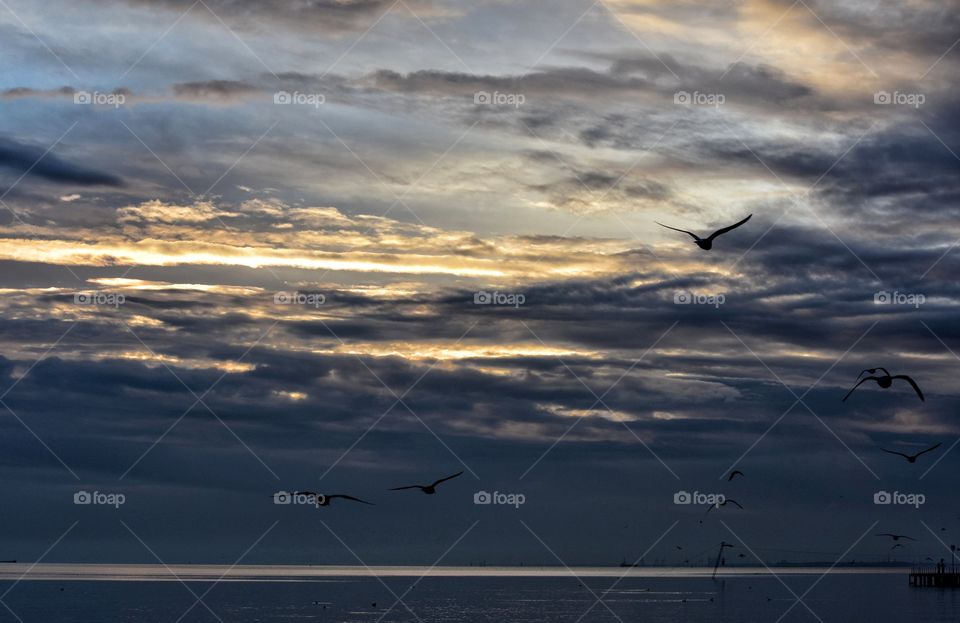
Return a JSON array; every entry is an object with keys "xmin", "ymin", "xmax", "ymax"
[
  {"xmin": 292, "ymin": 491, "xmax": 374, "ymax": 506},
  {"xmin": 842, "ymin": 368, "xmax": 924, "ymax": 402},
  {"xmin": 656, "ymin": 214, "xmax": 752, "ymax": 250},
  {"xmin": 389, "ymin": 471, "xmax": 463, "ymax": 494},
  {"xmin": 875, "ymin": 533, "xmax": 915, "ymax": 542},
  {"xmin": 705, "ymin": 499, "xmax": 744, "ymax": 514},
  {"xmin": 880, "ymin": 442, "xmax": 941, "ymax": 463},
  {"xmin": 728, "ymin": 470, "xmax": 744, "ymax": 481}
]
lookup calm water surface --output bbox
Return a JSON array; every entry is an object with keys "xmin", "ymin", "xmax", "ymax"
[{"xmin": 0, "ymin": 565, "xmax": 957, "ymax": 622}]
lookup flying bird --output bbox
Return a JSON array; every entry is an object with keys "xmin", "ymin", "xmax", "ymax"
[
  {"xmin": 842, "ymin": 368, "xmax": 924, "ymax": 402},
  {"xmin": 389, "ymin": 471, "xmax": 464, "ymax": 495},
  {"xmin": 728, "ymin": 470, "xmax": 744, "ymax": 481},
  {"xmin": 656, "ymin": 214, "xmax": 752, "ymax": 250},
  {"xmin": 875, "ymin": 533, "xmax": 915, "ymax": 542},
  {"xmin": 705, "ymin": 499, "xmax": 744, "ymax": 514},
  {"xmin": 292, "ymin": 491, "xmax": 374, "ymax": 506},
  {"xmin": 880, "ymin": 442, "xmax": 941, "ymax": 464}
]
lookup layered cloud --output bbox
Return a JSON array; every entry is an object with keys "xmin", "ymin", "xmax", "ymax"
[{"xmin": 0, "ymin": 0, "xmax": 958, "ymax": 565}]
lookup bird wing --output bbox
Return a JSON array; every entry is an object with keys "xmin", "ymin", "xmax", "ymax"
[
  {"xmin": 728, "ymin": 470, "xmax": 744, "ymax": 481},
  {"xmin": 388, "ymin": 485, "xmax": 422, "ymax": 491},
  {"xmin": 655, "ymin": 222, "xmax": 700, "ymax": 241},
  {"xmin": 880, "ymin": 448, "xmax": 911, "ymax": 459},
  {"xmin": 901, "ymin": 535, "xmax": 916, "ymax": 541},
  {"xmin": 842, "ymin": 377, "xmax": 874, "ymax": 401},
  {"xmin": 916, "ymin": 442, "xmax": 942, "ymax": 457},
  {"xmin": 892, "ymin": 375, "xmax": 925, "ymax": 401},
  {"xmin": 724, "ymin": 499, "xmax": 744, "ymax": 509},
  {"xmin": 705, "ymin": 214, "xmax": 752, "ymax": 242},
  {"xmin": 329, "ymin": 495, "xmax": 374, "ymax": 505},
  {"xmin": 432, "ymin": 471, "xmax": 465, "ymax": 487}
]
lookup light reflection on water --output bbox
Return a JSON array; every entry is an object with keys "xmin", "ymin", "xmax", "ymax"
[{"xmin": 0, "ymin": 566, "xmax": 957, "ymax": 622}]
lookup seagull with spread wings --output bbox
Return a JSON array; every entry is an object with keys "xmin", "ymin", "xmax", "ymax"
[
  {"xmin": 875, "ymin": 533, "xmax": 915, "ymax": 542},
  {"xmin": 292, "ymin": 491, "xmax": 374, "ymax": 507},
  {"xmin": 389, "ymin": 471, "xmax": 464, "ymax": 495},
  {"xmin": 656, "ymin": 214, "xmax": 752, "ymax": 250},
  {"xmin": 880, "ymin": 442, "xmax": 941, "ymax": 464},
  {"xmin": 842, "ymin": 368, "xmax": 924, "ymax": 402}
]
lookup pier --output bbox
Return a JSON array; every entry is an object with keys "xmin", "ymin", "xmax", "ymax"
[{"xmin": 910, "ymin": 564, "xmax": 960, "ymax": 587}]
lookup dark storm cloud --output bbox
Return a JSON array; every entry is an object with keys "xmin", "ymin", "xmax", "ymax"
[
  {"xmin": 0, "ymin": 137, "xmax": 124, "ymax": 187},
  {"xmin": 788, "ymin": 0, "xmax": 960, "ymax": 58}
]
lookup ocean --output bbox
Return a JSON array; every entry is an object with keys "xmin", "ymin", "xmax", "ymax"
[{"xmin": 1, "ymin": 565, "xmax": 958, "ymax": 622}]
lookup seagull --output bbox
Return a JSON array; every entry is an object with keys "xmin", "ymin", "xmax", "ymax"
[
  {"xmin": 728, "ymin": 470, "xmax": 745, "ymax": 481},
  {"xmin": 875, "ymin": 533, "xmax": 915, "ymax": 542},
  {"xmin": 880, "ymin": 442, "xmax": 941, "ymax": 464},
  {"xmin": 656, "ymin": 214, "xmax": 752, "ymax": 250},
  {"xmin": 389, "ymin": 471, "xmax": 464, "ymax": 495},
  {"xmin": 842, "ymin": 368, "xmax": 924, "ymax": 402},
  {"xmin": 292, "ymin": 491, "xmax": 374, "ymax": 507},
  {"xmin": 705, "ymin": 499, "xmax": 744, "ymax": 514}
]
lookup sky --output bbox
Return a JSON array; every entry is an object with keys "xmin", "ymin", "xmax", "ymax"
[{"xmin": 0, "ymin": 0, "xmax": 959, "ymax": 568}]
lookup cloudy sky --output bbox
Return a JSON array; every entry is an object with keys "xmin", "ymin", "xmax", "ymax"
[{"xmin": 0, "ymin": 0, "xmax": 959, "ymax": 567}]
